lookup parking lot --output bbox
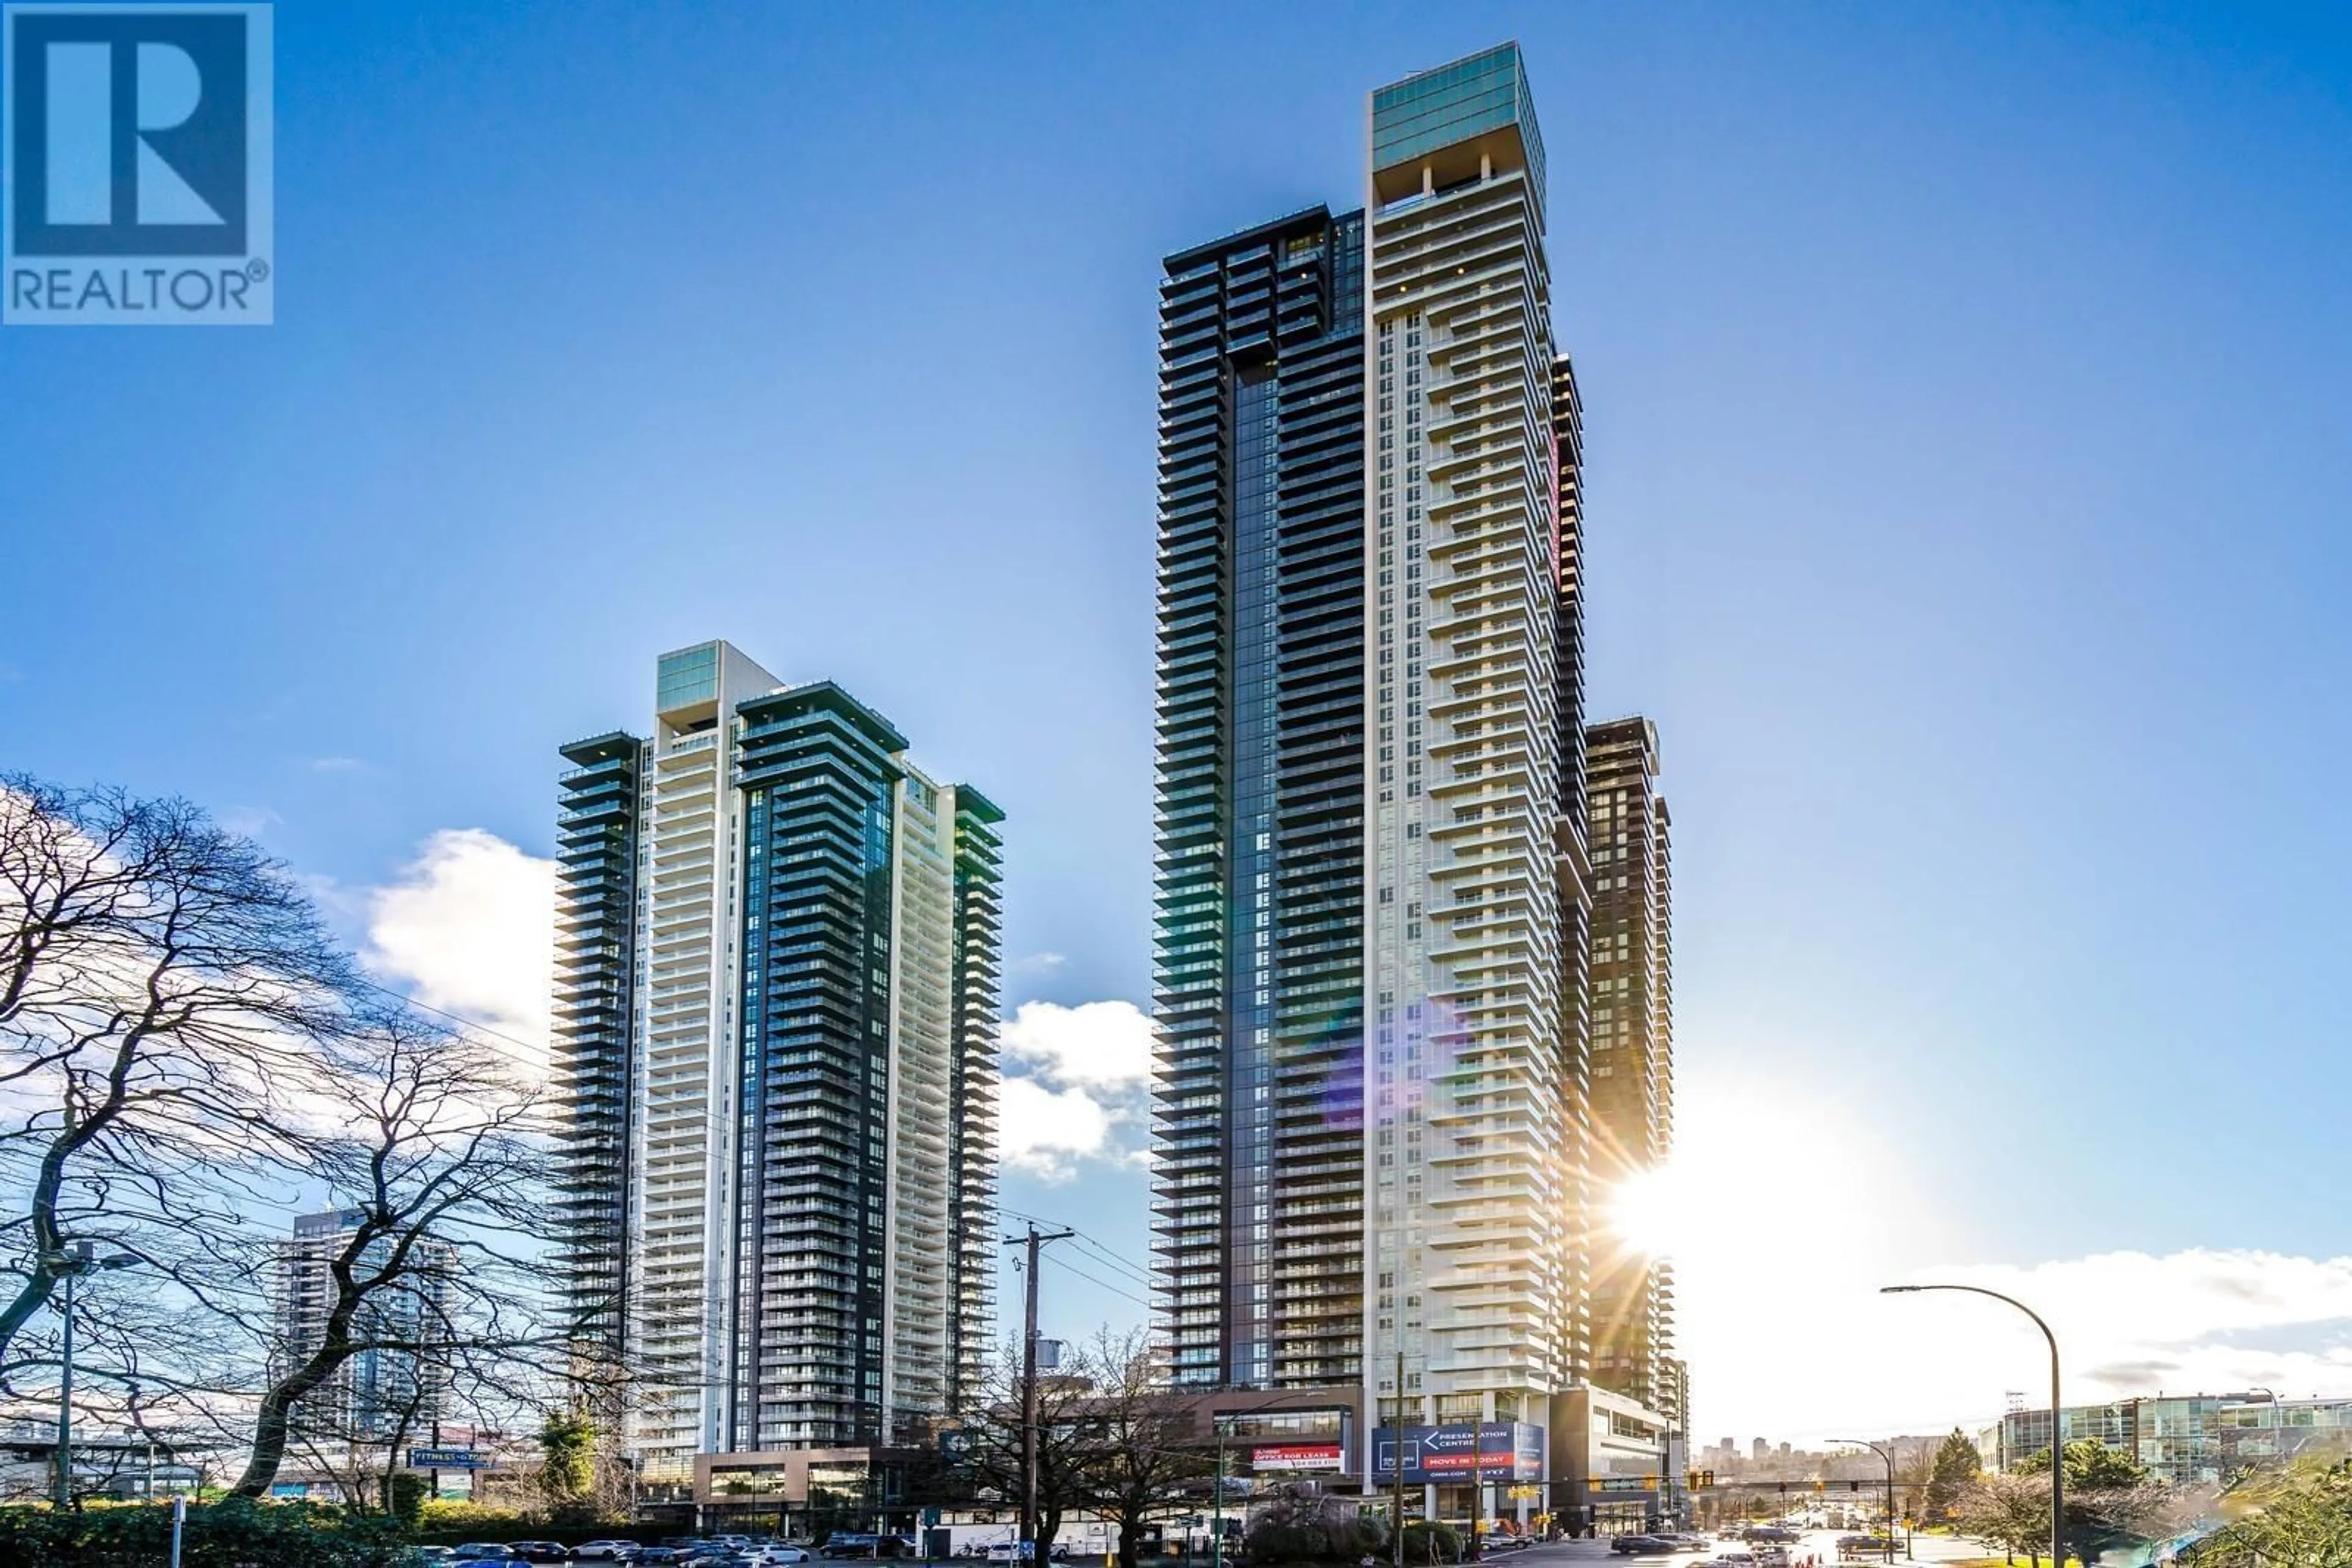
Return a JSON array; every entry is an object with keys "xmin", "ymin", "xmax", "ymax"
[{"xmin": 1499, "ymin": 1528, "xmax": 1989, "ymax": 1566}]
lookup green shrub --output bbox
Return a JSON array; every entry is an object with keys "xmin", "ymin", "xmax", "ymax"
[
  {"xmin": 1400, "ymin": 1522, "xmax": 1463, "ymax": 1564},
  {"xmin": 389, "ymin": 1472, "xmax": 428, "ymax": 1526},
  {"xmin": 1244, "ymin": 1505, "xmax": 1390, "ymax": 1564},
  {"xmin": 0, "ymin": 1498, "xmax": 411, "ymax": 1567}
]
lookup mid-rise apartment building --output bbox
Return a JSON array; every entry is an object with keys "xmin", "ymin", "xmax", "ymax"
[
  {"xmin": 1151, "ymin": 43, "xmax": 1616, "ymax": 1517},
  {"xmin": 1583, "ymin": 717, "xmax": 1676, "ymax": 1419},
  {"xmin": 553, "ymin": 642, "xmax": 1001, "ymax": 1482}
]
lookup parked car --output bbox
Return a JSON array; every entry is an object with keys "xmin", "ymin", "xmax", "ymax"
[
  {"xmin": 1710, "ymin": 1555, "xmax": 1757, "ymax": 1568},
  {"xmin": 1611, "ymin": 1537, "xmax": 1678, "ymax": 1557},
  {"xmin": 407, "ymin": 1552, "xmax": 461, "ymax": 1567},
  {"xmin": 573, "ymin": 1547, "xmax": 639, "ymax": 1563},
  {"xmin": 454, "ymin": 1548, "xmax": 521, "ymax": 1563},
  {"xmin": 755, "ymin": 1550, "xmax": 812, "ymax": 1567},
  {"xmin": 511, "ymin": 1545, "xmax": 573, "ymax": 1564}
]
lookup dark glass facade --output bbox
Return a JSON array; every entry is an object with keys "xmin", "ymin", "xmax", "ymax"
[
  {"xmin": 1553, "ymin": 355, "xmax": 1596, "ymax": 1382},
  {"xmin": 552, "ymin": 731, "xmax": 645, "ymax": 1369},
  {"xmin": 730, "ymin": 684, "xmax": 907, "ymax": 1450},
  {"xmin": 1582, "ymin": 714, "xmax": 1672, "ymax": 1415},
  {"xmin": 1153, "ymin": 206, "xmax": 1370, "ymax": 1390},
  {"xmin": 945, "ymin": 787, "xmax": 1005, "ymax": 1416}
]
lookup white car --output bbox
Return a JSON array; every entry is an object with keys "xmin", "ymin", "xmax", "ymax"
[
  {"xmin": 574, "ymin": 1549, "xmax": 638, "ymax": 1563},
  {"xmin": 756, "ymin": 1552, "xmax": 812, "ymax": 1567}
]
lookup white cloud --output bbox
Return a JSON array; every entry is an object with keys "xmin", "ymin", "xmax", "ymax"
[
  {"xmin": 1686, "ymin": 1237, "xmax": 2352, "ymax": 1441},
  {"xmin": 1619, "ymin": 1065, "xmax": 2352, "ymax": 1439},
  {"xmin": 362, "ymin": 829, "xmax": 555, "ymax": 1077},
  {"xmin": 998, "ymin": 1076, "xmax": 1117, "ymax": 1183},
  {"xmin": 1002, "ymin": 999, "xmax": 1154, "ymax": 1090},
  {"xmin": 992, "ymin": 999, "xmax": 1155, "ymax": 1180},
  {"xmin": 219, "ymin": 805, "xmax": 282, "ymax": 839},
  {"xmin": 309, "ymin": 755, "xmax": 372, "ymax": 775},
  {"xmin": 1016, "ymin": 951, "xmax": 1069, "ymax": 974}
]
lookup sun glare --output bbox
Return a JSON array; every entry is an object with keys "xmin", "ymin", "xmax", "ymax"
[{"xmin": 1607, "ymin": 1166, "xmax": 1687, "ymax": 1257}]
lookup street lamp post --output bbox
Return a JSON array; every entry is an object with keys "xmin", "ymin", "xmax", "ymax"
[
  {"xmin": 41, "ymin": 1240, "xmax": 141, "ymax": 1511},
  {"xmin": 1883, "ymin": 1284, "xmax": 2062, "ymax": 1568},
  {"xmin": 1825, "ymin": 1440, "xmax": 1899, "ymax": 1564},
  {"xmin": 1207, "ymin": 1389, "xmax": 1329, "ymax": 1568}
]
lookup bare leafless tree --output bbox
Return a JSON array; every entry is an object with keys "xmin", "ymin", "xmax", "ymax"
[
  {"xmin": 226, "ymin": 1011, "xmax": 570, "ymax": 1498},
  {"xmin": 1957, "ymin": 1472, "xmax": 2063, "ymax": 1566},
  {"xmin": 0, "ymin": 777, "xmax": 603, "ymax": 1510},
  {"xmin": 0, "ymin": 776, "xmax": 361, "ymax": 1386},
  {"xmin": 966, "ymin": 1337, "xmax": 1101, "ymax": 1553},
  {"xmin": 1070, "ymin": 1325, "xmax": 1213, "ymax": 1568}
]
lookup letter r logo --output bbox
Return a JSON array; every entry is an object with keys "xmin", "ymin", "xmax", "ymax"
[
  {"xmin": 7, "ymin": 6, "xmax": 253, "ymax": 256},
  {"xmin": 43, "ymin": 39, "xmax": 225, "ymax": 227}
]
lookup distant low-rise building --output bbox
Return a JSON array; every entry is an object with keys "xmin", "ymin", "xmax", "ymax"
[
  {"xmin": 2215, "ymin": 1396, "xmax": 2352, "ymax": 1466},
  {"xmin": 0, "ymin": 1418, "xmax": 225, "ymax": 1504},
  {"xmin": 1556, "ymin": 1385, "xmax": 1677, "ymax": 1534},
  {"xmin": 1991, "ymin": 1392, "xmax": 2352, "ymax": 1483}
]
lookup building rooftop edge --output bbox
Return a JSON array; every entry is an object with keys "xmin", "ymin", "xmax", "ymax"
[
  {"xmin": 736, "ymin": 679, "xmax": 911, "ymax": 755},
  {"xmin": 951, "ymin": 784, "xmax": 1006, "ymax": 823},
  {"xmin": 1164, "ymin": 204, "xmax": 1338, "ymax": 274},
  {"xmin": 1373, "ymin": 39, "xmax": 1525, "ymax": 100},
  {"xmin": 559, "ymin": 729, "xmax": 642, "ymax": 764}
]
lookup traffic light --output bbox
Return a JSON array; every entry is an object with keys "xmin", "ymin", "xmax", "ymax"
[{"xmin": 1812, "ymin": 1482, "xmax": 1825, "ymax": 1493}]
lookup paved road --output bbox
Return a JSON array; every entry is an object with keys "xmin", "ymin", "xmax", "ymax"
[{"xmin": 1488, "ymin": 1530, "xmax": 1991, "ymax": 1567}]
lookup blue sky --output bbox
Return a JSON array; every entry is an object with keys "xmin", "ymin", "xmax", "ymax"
[{"xmin": 6, "ymin": 2, "xmax": 2352, "ymax": 1436}]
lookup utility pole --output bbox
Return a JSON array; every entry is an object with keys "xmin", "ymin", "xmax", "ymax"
[
  {"xmin": 1391, "ymin": 1349, "xmax": 1408, "ymax": 1568},
  {"xmin": 1469, "ymin": 1414, "xmax": 1484, "ymax": 1560},
  {"xmin": 1212, "ymin": 1418, "xmax": 1227, "ymax": 1568},
  {"xmin": 1008, "ymin": 1223, "xmax": 1072, "ymax": 1562}
]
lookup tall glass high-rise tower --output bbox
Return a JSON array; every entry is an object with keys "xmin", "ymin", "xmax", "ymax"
[
  {"xmin": 1152, "ymin": 43, "xmax": 1599, "ymax": 1472},
  {"xmin": 1583, "ymin": 717, "xmax": 1676, "ymax": 1421},
  {"xmin": 553, "ymin": 642, "xmax": 1001, "ymax": 1482}
]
